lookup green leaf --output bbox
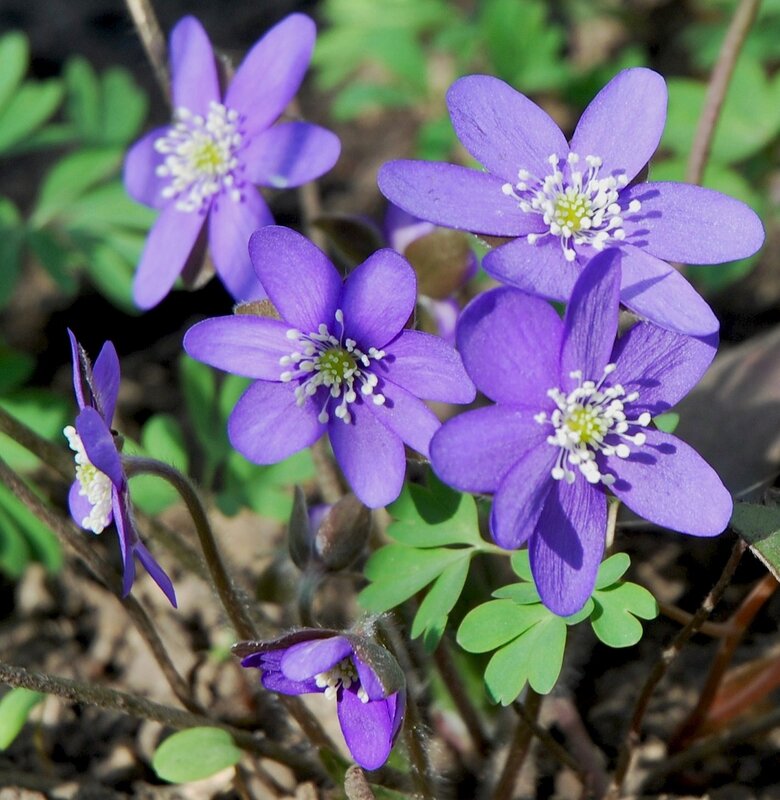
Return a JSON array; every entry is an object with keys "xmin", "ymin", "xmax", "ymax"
[
  {"xmin": 125, "ymin": 415, "xmax": 189, "ymax": 515},
  {"xmin": 0, "ymin": 341, "xmax": 33, "ymax": 394},
  {"xmin": 591, "ymin": 582, "xmax": 658, "ymax": 648},
  {"xmin": 332, "ymin": 82, "xmax": 418, "ymax": 120},
  {"xmin": 594, "ymin": 552, "xmax": 631, "ymax": 590},
  {"xmin": 411, "ymin": 555, "xmax": 471, "ymax": 639},
  {"xmin": 64, "ymin": 58, "xmax": 100, "ymax": 141},
  {"xmin": 730, "ymin": 502, "xmax": 780, "ymax": 581},
  {"xmin": 152, "ymin": 727, "xmax": 242, "ymax": 783},
  {"xmin": 25, "ymin": 229, "xmax": 78, "ymax": 294},
  {"xmin": 80, "ymin": 238, "xmax": 136, "ymax": 313},
  {"xmin": 0, "ymin": 79, "xmax": 63, "ymax": 153},
  {"xmin": 510, "ymin": 550, "xmax": 532, "ymax": 581},
  {"xmin": 563, "ymin": 597, "xmax": 595, "ymax": 626},
  {"xmin": 361, "ymin": 545, "xmax": 469, "ymax": 613},
  {"xmin": 492, "ymin": 582, "xmax": 540, "ymax": 605},
  {"xmin": 99, "ymin": 67, "xmax": 147, "ymax": 144},
  {"xmin": 0, "ymin": 389, "xmax": 70, "ymax": 472},
  {"xmin": 32, "ymin": 148, "xmax": 123, "ymax": 226},
  {"xmin": 386, "ymin": 475, "xmax": 481, "ymax": 548},
  {"xmin": 0, "ymin": 33, "xmax": 29, "ymax": 115},
  {"xmin": 65, "ymin": 181, "xmax": 156, "ymax": 231},
  {"xmin": 457, "ymin": 599, "xmax": 547, "ymax": 653},
  {"xmin": 0, "ymin": 688, "xmax": 45, "ymax": 749},
  {"xmin": 484, "ymin": 615, "xmax": 567, "ymax": 704},
  {"xmin": 0, "ymin": 196, "xmax": 23, "ymax": 308},
  {"xmin": 653, "ymin": 412, "xmax": 680, "ymax": 434},
  {"xmin": 0, "ymin": 482, "xmax": 62, "ymax": 573},
  {"xmin": 180, "ymin": 355, "xmax": 223, "ymax": 468},
  {"xmin": 0, "ymin": 503, "xmax": 31, "ymax": 578}
]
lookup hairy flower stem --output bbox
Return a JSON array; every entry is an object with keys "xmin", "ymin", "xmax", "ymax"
[
  {"xmin": 685, "ymin": 0, "xmax": 762, "ymax": 186},
  {"xmin": 0, "ymin": 660, "xmax": 326, "ymax": 781},
  {"xmin": 0, "ymin": 454, "xmax": 200, "ymax": 714},
  {"xmin": 491, "ymin": 688, "xmax": 543, "ymax": 800},
  {"xmin": 605, "ymin": 537, "xmax": 747, "ymax": 799},
  {"xmin": 124, "ymin": 0, "xmax": 170, "ymax": 103},
  {"xmin": 122, "ymin": 456, "xmax": 260, "ymax": 640},
  {"xmin": 311, "ymin": 438, "xmax": 346, "ymax": 505}
]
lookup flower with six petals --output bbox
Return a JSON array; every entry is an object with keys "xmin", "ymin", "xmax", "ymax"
[
  {"xmin": 125, "ymin": 14, "xmax": 340, "ymax": 308},
  {"xmin": 430, "ymin": 250, "xmax": 731, "ymax": 615},
  {"xmin": 378, "ymin": 68, "xmax": 765, "ymax": 336},
  {"xmin": 184, "ymin": 225, "xmax": 475, "ymax": 509}
]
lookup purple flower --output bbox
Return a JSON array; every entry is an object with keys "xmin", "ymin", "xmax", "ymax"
[
  {"xmin": 125, "ymin": 14, "xmax": 340, "ymax": 309},
  {"xmin": 184, "ymin": 226, "xmax": 475, "ymax": 508},
  {"xmin": 235, "ymin": 629, "xmax": 405, "ymax": 770},
  {"xmin": 430, "ymin": 250, "xmax": 732, "ymax": 616},
  {"xmin": 378, "ymin": 68, "xmax": 765, "ymax": 336},
  {"xmin": 64, "ymin": 331, "xmax": 177, "ymax": 606}
]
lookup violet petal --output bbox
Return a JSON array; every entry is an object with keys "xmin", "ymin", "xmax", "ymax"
[
  {"xmin": 123, "ymin": 127, "xmax": 168, "ymax": 209},
  {"xmin": 208, "ymin": 186, "xmax": 272, "ymax": 302},
  {"xmin": 530, "ymin": 479, "xmax": 606, "ymax": 616},
  {"xmin": 242, "ymin": 122, "xmax": 340, "ymax": 188},
  {"xmin": 184, "ymin": 316, "xmax": 293, "ymax": 380},
  {"xmin": 431, "ymin": 405, "xmax": 548, "ymax": 494},
  {"xmin": 169, "ymin": 16, "xmax": 220, "ymax": 116},
  {"xmin": 134, "ymin": 541, "xmax": 178, "ymax": 607},
  {"xmin": 281, "ymin": 636, "xmax": 353, "ymax": 680},
  {"xmin": 337, "ymin": 689, "xmax": 396, "ymax": 771},
  {"xmin": 228, "ymin": 380, "xmax": 324, "ymax": 464},
  {"xmin": 226, "ymin": 14, "xmax": 316, "ymax": 137},
  {"xmin": 378, "ymin": 161, "xmax": 539, "ymax": 237},
  {"xmin": 133, "ymin": 204, "xmax": 206, "ymax": 310},
  {"xmin": 569, "ymin": 68, "xmax": 667, "ymax": 184},
  {"xmin": 75, "ymin": 407, "xmax": 123, "ymax": 488},
  {"xmin": 92, "ymin": 340, "xmax": 121, "ymax": 424},
  {"xmin": 367, "ymin": 379, "xmax": 440, "ymax": 459},
  {"xmin": 249, "ymin": 226, "xmax": 341, "ymax": 332},
  {"xmin": 607, "ymin": 428, "xmax": 732, "ymax": 536},
  {"xmin": 447, "ymin": 74, "xmax": 569, "ymax": 180}
]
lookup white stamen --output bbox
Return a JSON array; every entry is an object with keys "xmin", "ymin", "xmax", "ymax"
[
  {"xmin": 502, "ymin": 152, "xmax": 642, "ymax": 261},
  {"xmin": 537, "ymin": 364, "xmax": 651, "ymax": 485},
  {"xmin": 313, "ymin": 657, "xmax": 370, "ymax": 704},
  {"xmin": 63, "ymin": 426, "xmax": 113, "ymax": 533},
  {"xmin": 154, "ymin": 101, "xmax": 244, "ymax": 212},
  {"xmin": 280, "ymin": 309, "xmax": 385, "ymax": 425}
]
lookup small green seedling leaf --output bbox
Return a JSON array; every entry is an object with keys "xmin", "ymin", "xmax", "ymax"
[
  {"xmin": 0, "ymin": 33, "xmax": 29, "ymax": 113},
  {"xmin": 152, "ymin": 727, "xmax": 242, "ymax": 783},
  {"xmin": 492, "ymin": 582, "xmax": 540, "ymax": 605},
  {"xmin": 0, "ymin": 688, "xmax": 45, "ymax": 749},
  {"xmin": 730, "ymin": 502, "xmax": 780, "ymax": 581},
  {"xmin": 653, "ymin": 412, "xmax": 680, "ymax": 434}
]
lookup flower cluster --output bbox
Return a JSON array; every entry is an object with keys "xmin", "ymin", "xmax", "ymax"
[
  {"xmin": 65, "ymin": 331, "xmax": 176, "ymax": 606},
  {"xmin": 125, "ymin": 14, "xmax": 340, "ymax": 309}
]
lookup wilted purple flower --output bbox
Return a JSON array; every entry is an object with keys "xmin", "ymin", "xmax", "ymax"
[
  {"xmin": 125, "ymin": 14, "xmax": 340, "ymax": 309},
  {"xmin": 378, "ymin": 68, "xmax": 765, "ymax": 336},
  {"xmin": 235, "ymin": 629, "xmax": 405, "ymax": 770},
  {"xmin": 184, "ymin": 226, "xmax": 475, "ymax": 508},
  {"xmin": 384, "ymin": 203, "xmax": 478, "ymax": 345},
  {"xmin": 430, "ymin": 250, "xmax": 731, "ymax": 615},
  {"xmin": 64, "ymin": 331, "xmax": 176, "ymax": 606}
]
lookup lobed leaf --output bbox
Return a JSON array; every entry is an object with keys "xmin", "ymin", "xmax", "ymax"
[
  {"xmin": 411, "ymin": 555, "xmax": 471, "ymax": 639},
  {"xmin": 457, "ymin": 599, "xmax": 547, "ymax": 653}
]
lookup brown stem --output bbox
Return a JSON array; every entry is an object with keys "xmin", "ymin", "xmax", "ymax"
[
  {"xmin": 345, "ymin": 766, "xmax": 378, "ymax": 800},
  {"xmin": 433, "ymin": 637, "xmax": 489, "ymax": 755},
  {"xmin": 123, "ymin": 456, "xmax": 260, "ymax": 641},
  {"xmin": 669, "ymin": 571, "xmax": 778, "ymax": 750},
  {"xmin": 0, "ymin": 454, "xmax": 200, "ymax": 714},
  {"xmin": 124, "ymin": 0, "xmax": 171, "ymax": 102},
  {"xmin": 492, "ymin": 688, "xmax": 543, "ymax": 800},
  {"xmin": 658, "ymin": 602, "xmax": 733, "ymax": 638},
  {"xmin": 604, "ymin": 537, "xmax": 746, "ymax": 799},
  {"xmin": 0, "ymin": 660, "xmax": 325, "ymax": 781},
  {"xmin": 685, "ymin": 0, "xmax": 762, "ymax": 185},
  {"xmin": 310, "ymin": 438, "xmax": 345, "ymax": 505}
]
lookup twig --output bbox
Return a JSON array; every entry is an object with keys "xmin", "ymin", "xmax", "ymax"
[
  {"xmin": 658, "ymin": 602, "xmax": 733, "ymax": 638},
  {"xmin": 124, "ymin": 0, "xmax": 170, "ymax": 102},
  {"xmin": 345, "ymin": 766, "xmax": 378, "ymax": 800},
  {"xmin": 604, "ymin": 537, "xmax": 747, "ymax": 799},
  {"xmin": 0, "ymin": 661, "xmax": 325, "ymax": 781},
  {"xmin": 492, "ymin": 688, "xmax": 543, "ymax": 800},
  {"xmin": 124, "ymin": 456, "xmax": 259, "ymax": 641},
  {"xmin": 0, "ymin": 454, "xmax": 200, "ymax": 715},
  {"xmin": 669, "ymin": 571, "xmax": 778, "ymax": 750},
  {"xmin": 433, "ymin": 637, "xmax": 490, "ymax": 755},
  {"xmin": 685, "ymin": 0, "xmax": 762, "ymax": 185}
]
